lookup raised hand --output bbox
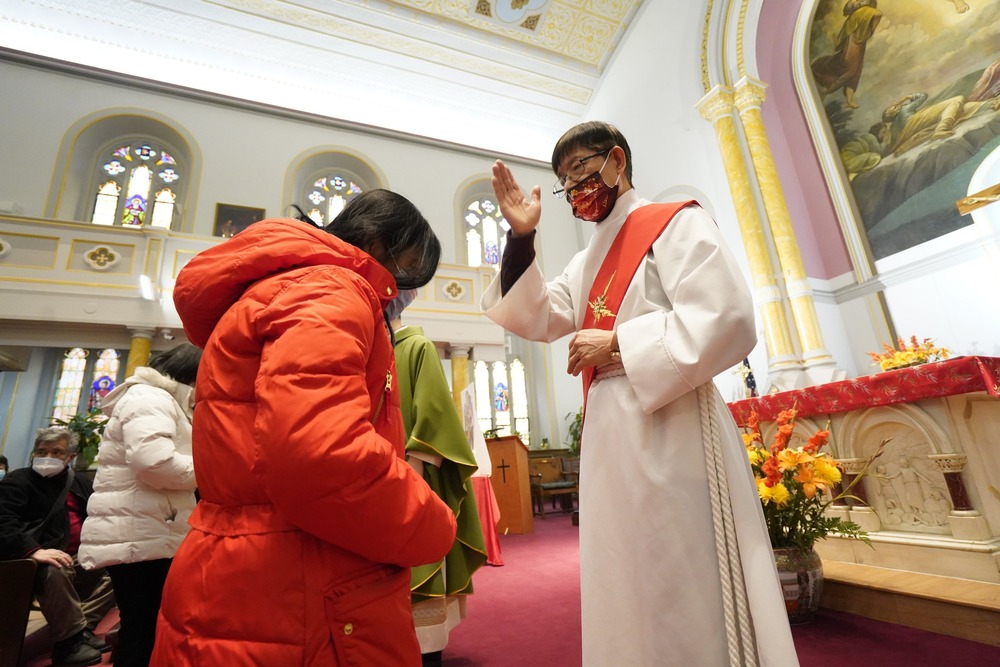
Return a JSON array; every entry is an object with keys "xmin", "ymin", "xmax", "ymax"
[{"xmin": 491, "ymin": 160, "xmax": 541, "ymax": 237}]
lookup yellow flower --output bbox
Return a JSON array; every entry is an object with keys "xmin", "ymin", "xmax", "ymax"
[
  {"xmin": 747, "ymin": 448, "xmax": 764, "ymax": 466},
  {"xmin": 813, "ymin": 457, "xmax": 842, "ymax": 485},
  {"xmin": 758, "ymin": 480, "xmax": 790, "ymax": 506}
]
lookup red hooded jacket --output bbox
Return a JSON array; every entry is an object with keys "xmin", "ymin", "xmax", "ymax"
[{"xmin": 152, "ymin": 219, "xmax": 457, "ymax": 666}]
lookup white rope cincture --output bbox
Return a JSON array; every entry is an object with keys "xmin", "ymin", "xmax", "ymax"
[{"xmin": 697, "ymin": 382, "xmax": 759, "ymax": 666}]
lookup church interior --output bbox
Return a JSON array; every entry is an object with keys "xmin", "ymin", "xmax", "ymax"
[{"xmin": 1, "ymin": 0, "xmax": 999, "ymax": 661}]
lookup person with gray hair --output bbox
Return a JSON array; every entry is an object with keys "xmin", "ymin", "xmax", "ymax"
[{"xmin": 0, "ymin": 426, "xmax": 115, "ymax": 666}]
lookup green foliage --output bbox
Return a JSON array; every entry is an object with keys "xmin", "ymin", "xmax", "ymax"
[
  {"xmin": 564, "ymin": 407, "xmax": 583, "ymax": 456},
  {"xmin": 52, "ymin": 408, "xmax": 107, "ymax": 468}
]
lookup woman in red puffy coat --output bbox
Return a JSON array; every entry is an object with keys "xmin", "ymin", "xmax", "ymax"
[{"xmin": 151, "ymin": 190, "xmax": 457, "ymax": 666}]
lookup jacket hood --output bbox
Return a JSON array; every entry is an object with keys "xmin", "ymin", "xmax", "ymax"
[
  {"xmin": 102, "ymin": 366, "xmax": 194, "ymax": 420},
  {"xmin": 173, "ymin": 219, "xmax": 397, "ymax": 347}
]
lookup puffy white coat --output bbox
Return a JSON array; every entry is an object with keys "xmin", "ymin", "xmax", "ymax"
[{"xmin": 79, "ymin": 367, "xmax": 197, "ymax": 569}]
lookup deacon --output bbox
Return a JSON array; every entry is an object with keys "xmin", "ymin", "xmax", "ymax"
[{"xmin": 483, "ymin": 120, "xmax": 799, "ymax": 666}]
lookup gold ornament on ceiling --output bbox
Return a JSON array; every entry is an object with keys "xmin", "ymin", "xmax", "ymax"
[{"xmin": 387, "ymin": 0, "xmax": 641, "ymax": 68}]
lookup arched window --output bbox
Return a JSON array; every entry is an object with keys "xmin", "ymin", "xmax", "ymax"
[
  {"xmin": 91, "ymin": 142, "xmax": 181, "ymax": 227},
  {"xmin": 286, "ymin": 150, "xmax": 384, "ymax": 225},
  {"xmin": 473, "ymin": 357, "xmax": 530, "ymax": 444},
  {"xmin": 304, "ymin": 175, "xmax": 365, "ymax": 225},
  {"xmin": 49, "ymin": 113, "xmax": 196, "ymax": 231},
  {"xmin": 51, "ymin": 347, "xmax": 124, "ymax": 421},
  {"xmin": 464, "ymin": 195, "xmax": 510, "ymax": 270}
]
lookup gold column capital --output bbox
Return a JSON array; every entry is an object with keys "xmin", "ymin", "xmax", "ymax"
[
  {"xmin": 734, "ymin": 76, "xmax": 768, "ymax": 112},
  {"xmin": 696, "ymin": 85, "xmax": 736, "ymax": 123}
]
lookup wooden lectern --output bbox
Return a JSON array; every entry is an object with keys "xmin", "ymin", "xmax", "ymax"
[{"xmin": 486, "ymin": 435, "xmax": 533, "ymax": 534}]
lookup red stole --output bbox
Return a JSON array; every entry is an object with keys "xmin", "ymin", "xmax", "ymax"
[{"xmin": 580, "ymin": 200, "xmax": 696, "ymax": 407}]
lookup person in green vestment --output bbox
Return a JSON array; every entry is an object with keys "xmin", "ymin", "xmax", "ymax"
[{"xmin": 388, "ymin": 290, "xmax": 487, "ymax": 667}]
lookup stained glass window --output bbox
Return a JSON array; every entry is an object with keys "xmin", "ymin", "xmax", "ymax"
[
  {"xmin": 473, "ymin": 357, "xmax": 530, "ymax": 444},
  {"xmin": 91, "ymin": 142, "xmax": 182, "ymax": 228},
  {"xmin": 88, "ymin": 349, "xmax": 120, "ymax": 411},
  {"xmin": 52, "ymin": 348, "xmax": 123, "ymax": 421},
  {"xmin": 465, "ymin": 197, "xmax": 510, "ymax": 269},
  {"xmin": 51, "ymin": 348, "xmax": 88, "ymax": 422},
  {"xmin": 150, "ymin": 189, "xmax": 175, "ymax": 228},
  {"xmin": 304, "ymin": 175, "xmax": 364, "ymax": 225}
]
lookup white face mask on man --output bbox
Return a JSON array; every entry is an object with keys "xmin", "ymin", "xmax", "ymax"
[{"xmin": 32, "ymin": 457, "xmax": 67, "ymax": 477}]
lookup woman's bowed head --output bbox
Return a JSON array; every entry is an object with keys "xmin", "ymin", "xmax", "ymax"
[{"xmin": 325, "ymin": 189, "xmax": 441, "ymax": 291}]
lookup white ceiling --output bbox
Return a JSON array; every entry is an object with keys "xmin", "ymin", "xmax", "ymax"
[{"xmin": 0, "ymin": 0, "xmax": 646, "ymax": 161}]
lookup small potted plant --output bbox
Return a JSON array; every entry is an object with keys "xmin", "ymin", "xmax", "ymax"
[
  {"xmin": 53, "ymin": 408, "xmax": 107, "ymax": 470},
  {"xmin": 564, "ymin": 407, "xmax": 583, "ymax": 457}
]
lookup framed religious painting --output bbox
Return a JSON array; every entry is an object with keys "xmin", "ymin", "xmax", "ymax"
[
  {"xmin": 213, "ymin": 203, "xmax": 266, "ymax": 238},
  {"xmin": 803, "ymin": 0, "xmax": 1000, "ymax": 261}
]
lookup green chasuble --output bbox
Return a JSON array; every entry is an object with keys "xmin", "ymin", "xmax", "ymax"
[{"xmin": 394, "ymin": 326, "xmax": 487, "ymax": 601}]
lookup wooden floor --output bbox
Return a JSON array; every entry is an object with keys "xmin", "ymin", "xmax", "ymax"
[{"xmin": 822, "ymin": 560, "xmax": 1000, "ymax": 646}]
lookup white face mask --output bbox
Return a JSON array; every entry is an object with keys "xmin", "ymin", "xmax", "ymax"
[
  {"xmin": 32, "ymin": 457, "xmax": 67, "ymax": 478},
  {"xmin": 0, "ymin": 470, "xmax": 6, "ymax": 480}
]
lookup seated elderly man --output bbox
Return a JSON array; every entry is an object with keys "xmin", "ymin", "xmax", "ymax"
[{"xmin": 0, "ymin": 426, "xmax": 115, "ymax": 667}]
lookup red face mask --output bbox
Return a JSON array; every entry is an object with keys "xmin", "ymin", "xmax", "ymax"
[{"xmin": 566, "ymin": 155, "xmax": 621, "ymax": 223}]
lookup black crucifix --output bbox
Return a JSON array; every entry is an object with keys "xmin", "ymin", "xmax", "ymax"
[
  {"xmin": 956, "ymin": 181, "xmax": 1000, "ymax": 216},
  {"xmin": 496, "ymin": 459, "xmax": 510, "ymax": 483}
]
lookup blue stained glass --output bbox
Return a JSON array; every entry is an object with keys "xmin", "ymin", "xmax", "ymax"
[
  {"xmin": 158, "ymin": 152, "xmax": 176, "ymax": 165},
  {"xmin": 493, "ymin": 382, "xmax": 509, "ymax": 412},
  {"xmin": 332, "ymin": 177, "xmax": 346, "ymax": 190},
  {"xmin": 349, "ymin": 183, "xmax": 362, "ymax": 195},
  {"xmin": 112, "ymin": 146, "xmax": 130, "ymax": 160},
  {"xmin": 314, "ymin": 178, "xmax": 328, "ymax": 190},
  {"xmin": 104, "ymin": 160, "xmax": 125, "ymax": 175},
  {"xmin": 158, "ymin": 169, "xmax": 179, "ymax": 182},
  {"xmin": 308, "ymin": 190, "xmax": 325, "ymax": 204},
  {"xmin": 135, "ymin": 144, "xmax": 156, "ymax": 160},
  {"xmin": 88, "ymin": 375, "xmax": 116, "ymax": 411},
  {"xmin": 484, "ymin": 240, "xmax": 499, "ymax": 266}
]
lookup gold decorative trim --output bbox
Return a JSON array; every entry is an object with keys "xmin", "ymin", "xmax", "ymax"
[
  {"xmin": 442, "ymin": 279, "xmax": 467, "ymax": 302},
  {"xmin": 736, "ymin": 0, "xmax": 749, "ymax": 79},
  {"xmin": 67, "ymin": 240, "xmax": 135, "ymax": 274},
  {"xmin": 701, "ymin": 0, "xmax": 716, "ymax": 93},
  {"xmin": 82, "ymin": 244, "xmax": 122, "ymax": 271},
  {"xmin": 0, "ymin": 276, "xmax": 138, "ymax": 289}
]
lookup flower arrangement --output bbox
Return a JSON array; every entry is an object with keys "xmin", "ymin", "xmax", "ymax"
[
  {"xmin": 868, "ymin": 336, "xmax": 950, "ymax": 372},
  {"xmin": 742, "ymin": 408, "xmax": 882, "ymax": 551}
]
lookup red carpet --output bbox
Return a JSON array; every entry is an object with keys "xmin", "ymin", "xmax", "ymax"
[
  {"xmin": 24, "ymin": 516, "xmax": 1000, "ymax": 666},
  {"xmin": 443, "ymin": 513, "xmax": 1000, "ymax": 666}
]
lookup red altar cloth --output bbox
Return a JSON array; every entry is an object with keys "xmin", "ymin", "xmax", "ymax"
[{"xmin": 728, "ymin": 356, "xmax": 1000, "ymax": 425}]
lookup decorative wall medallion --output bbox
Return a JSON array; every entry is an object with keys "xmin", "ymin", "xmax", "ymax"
[
  {"xmin": 0, "ymin": 237, "xmax": 10, "ymax": 258},
  {"xmin": 83, "ymin": 245, "xmax": 122, "ymax": 271},
  {"xmin": 443, "ymin": 280, "xmax": 466, "ymax": 301},
  {"xmin": 473, "ymin": 0, "xmax": 550, "ymax": 32}
]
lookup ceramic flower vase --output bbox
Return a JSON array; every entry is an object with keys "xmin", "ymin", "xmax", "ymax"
[{"xmin": 772, "ymin": 547, "xmax": 824, "ymax": 624}]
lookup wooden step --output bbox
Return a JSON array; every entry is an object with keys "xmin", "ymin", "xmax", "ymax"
[{"xmin": 820, "ymin": 560, "xmax": 1000, "ymax": 646}]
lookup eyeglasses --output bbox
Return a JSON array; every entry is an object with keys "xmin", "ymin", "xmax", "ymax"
[
  {"xmin": 552, "ymin": 149, "xmax": 612, "ymax": 197},
  {"xmin": 387, "ymin": 249, "xmax": 415, "ymax": 282}
]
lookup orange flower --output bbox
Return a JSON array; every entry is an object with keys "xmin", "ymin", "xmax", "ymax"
[
  {"xmin": 804, "ymin": 429, "xmax": 829, "ymax": 454},
  {"xmin": 761, "ymin": 455, "xmax": 783, "ymax": 486}
]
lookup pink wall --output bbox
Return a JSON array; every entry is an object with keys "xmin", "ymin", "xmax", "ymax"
[{"xmin": 755, "ymin": 0, "xmax": 853, "ymax": 280}]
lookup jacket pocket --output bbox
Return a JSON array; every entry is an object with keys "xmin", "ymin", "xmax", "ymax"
[{"xmin": 323, "ymin": 565, "xmax": 420, "ymax": 666}]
